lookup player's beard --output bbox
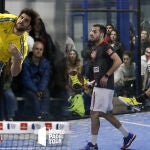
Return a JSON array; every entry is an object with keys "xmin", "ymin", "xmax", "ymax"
[
  {"xmin": 90, "ymin": 37, "xmax": 99, "ymax": 45},
  {"xmin": 14, "ymin": 23, "xmax": 28, "ymax": 32},
  {"xmin": 90, "ymin": 34, "xmax": 101, "ymax": 44}
]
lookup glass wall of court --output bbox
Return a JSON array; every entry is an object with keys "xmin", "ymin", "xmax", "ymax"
[{"xmin": 1, "ymin": 0, "xmax": 150, "ymax": 99}]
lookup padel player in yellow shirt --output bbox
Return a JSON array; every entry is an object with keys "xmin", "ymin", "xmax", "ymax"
[{"xmin": 0, "ymin": 8, "xmax": 38, "ymax": 76}]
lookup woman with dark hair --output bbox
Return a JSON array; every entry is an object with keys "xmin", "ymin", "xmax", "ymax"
[
  {"xmin": 109, "ymin": 29, "xmax": 125, "ymax": 60},
  {"xmin": 114, "ymin": 51, "xmax": 136, "ymax": 96},
  {"xmin": 29, "ymin": 18, "xmax": 56, "ymax": 61}
]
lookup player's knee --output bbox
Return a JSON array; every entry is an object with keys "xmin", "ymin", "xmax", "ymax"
[
  {"xmin": 90, "ymin": 111, "xmax": 99, "ymax": 118},
  {"xmin": 99, "ymin": 111, "xmax": 106, "ymax": 117}
]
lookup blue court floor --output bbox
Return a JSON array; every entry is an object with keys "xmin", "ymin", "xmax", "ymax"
[
  {"xmin": 68, "ymin": 112, "xmax": 150, "ymax": 150},
  {"xmin": 0, "ymin": 112, "xmax": 149, "ymax": 150}
]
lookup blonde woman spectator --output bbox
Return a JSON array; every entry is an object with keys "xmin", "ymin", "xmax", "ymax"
[
  {"xmin": 66, "ymin": 49, "xmax": 84, "ymax": 95},
  {"xmin": 65, "ymin": 36, "xmax": 76, "ymax": 54},
  {"xmin": 66, "ymin": 49, "xmax": 87, "ymax": 116}
]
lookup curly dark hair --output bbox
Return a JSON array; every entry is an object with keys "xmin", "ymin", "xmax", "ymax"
[{"xmin": 19, "ymin": 8, "xmax": 39, "ymax": 29}]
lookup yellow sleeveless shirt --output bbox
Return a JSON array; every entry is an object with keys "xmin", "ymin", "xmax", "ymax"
[{"xmin": 0, "ymin": 13, "xmax": 28, "ymax": 63}]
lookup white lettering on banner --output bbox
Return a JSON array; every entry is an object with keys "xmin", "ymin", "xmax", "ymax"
[
  {"xmin": 48, "ymin": 132, "xmax": 64, "ymax": 145},
  {"xmin": 49, "ymin": 138, "xmax": 62, "ymax": 145},
  {"xmin": 49, "ymin": 133, "xmax": 64, "ymax": 139}
]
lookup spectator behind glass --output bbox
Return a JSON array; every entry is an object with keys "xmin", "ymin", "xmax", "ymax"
[
  {"xmin": 66, "ymin": 49, "xmax": 90, "ymax": 116},
  {"xmin": 114, "ymin": 51, "xmax": 136, "ymax": 96},
  {"xmin": 109, "ymin": 29, "xmax": 125, "ymax": 60},
  {"xmin": 29, "ymin": 17, "xmax": 56, "ymax": 61},
  {"xmin": 105, "ymin": 23, "xmax": 115, "ymax": 43},
  {"xmin": 27, "ymin": 32, "xmax": 34, "ymax": 53},
  {"xmin": 66, "ymin": 49, "xmax": 87, "ymax": 95},
  {"xmin": 140, "ymin": 12, "xmax": 150, "ymax": 34},
  {"xmin": 65, "ymin": 36, "xmax": 76, "ymax": 54},
  {"xmin": 141, "ymin": 45, "xmax": 150, "ymax": 88},
  {"xmin": 141, "ymin": 29, "xmax": 150, "ymax": 55},
  {"xmin": 20, "ymin": 41, "xmax": 51, "ymax": 121},
  {"xmin": 81, "ymin": 40, "xmax": 95, "ymax": 79},
  {"xmin": 130, "ymin": 35, "xmax": 136, "ymax": 57}
]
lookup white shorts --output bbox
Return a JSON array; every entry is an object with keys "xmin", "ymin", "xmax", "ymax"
[{"xmin": 90, "ymin": 87, "xmax": 114, "ymax": 113}]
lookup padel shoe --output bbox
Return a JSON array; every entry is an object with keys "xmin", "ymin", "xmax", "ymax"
[
  {"xmin": 81, "ymin": 142, "xmax": 98, "ymax": 150},
  {"xmin": 121, "ymin": 133, "xmax": 136, "ymax": 149},
  {"xmin": 118, "ymin": 96, "xmax": 142, "ymax": 111}
]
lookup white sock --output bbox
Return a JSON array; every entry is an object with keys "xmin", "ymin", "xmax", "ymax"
[
  {"xmin": 91, "ymin": 135, "xmax": 98, "ymax": 145},
  {"xmin": 118, "ymin": 126, "xmax": 129, "ymax": 137}
]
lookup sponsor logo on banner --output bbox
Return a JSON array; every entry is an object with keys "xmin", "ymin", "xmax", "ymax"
[
  {"xmin": 0, "ymin": 123, "xmax": 3, "ymax": 130},
  {"xmin": 32, "ymin": 123, "xmax": 41, "ymax": 130},
  {"xmin": 56, "ymin": 123, "xmax": 64, "ymax": 130},
  {"xmin": 45, "ymin": 123, "xmax": 52, "ymax": 130},
  {"xmin": 7, "ymin": 123, "xmax": 16, "ymax": 129},
  {"xmin": 20, "ymin": 123, "xmax": 28, "ymax": 130}
]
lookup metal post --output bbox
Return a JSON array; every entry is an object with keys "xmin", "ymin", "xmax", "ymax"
[
  {"xmin": 135, "ymin": 0, "xmax": 142, "ymax": 96},
  {"xmin": 82, "ymin": 0, "xmax": 88, "ymax": 45},
  {"xmin": 132, "ymin": 0, "xmax": 141, "ymax": 96},
  {"xmin": 117, "ymin": 0, "xmax": 130, "ymax": 50},
  {"xmin": 54, "ymin": 0, "xmax": 66, "ymax": 53},
  {"xmin": 0, "ymin": 0, "xmax": 5, "ymax": 13}
]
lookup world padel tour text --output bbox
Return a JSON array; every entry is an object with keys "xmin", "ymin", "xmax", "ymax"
[{"xmin": 48, "ymin": 130, "xmax": 65, "ymax": 145}]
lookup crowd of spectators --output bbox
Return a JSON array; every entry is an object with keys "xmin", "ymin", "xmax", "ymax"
[{"xmin": 0, "ymin": 13, "xmax": 150, "ymax": 121}]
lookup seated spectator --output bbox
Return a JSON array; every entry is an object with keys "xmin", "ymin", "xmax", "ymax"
[
  {"xmin": 81, "ymin": 40, "xmax": 95, "ymax": 79},
  {"xmin": 27, "ymin": 32, "xmax": 34, "ymax": 53},
  {"xmin": 29, "ymin": 17, "xmax": 56, "ymax": 96},
  {"xmin": 141, "ymin": 29, "xmax": 150, "ymax": 55},
  {"xmin": 118, "ymin": 55, "xmax": 150, "ymax": 110},
  {"xmin": 109, "ymin": 29, "xmax": 125, "ymax": 60},
  {"xmin": 114, "ymin": 51, "xmax": 136, "ymax": 96},
  {"xmin": 143, "ymin": 62, "xmax": 150, "ymax": 90},
  {"xmin": 141, "ymin": 45, "xmax": 150, "ymax": 87},
  {"xmin": 140, "ymin": 12, "xmax": 150, "ymax": 34},
  {"xmin": 29, "ymin": 17, "xmax": 56, "ymax": 62},
  {"xmin": 65, "ymin": 36, "xmax": 76, "ymax": 54},
  {"xmin": 66, "ymin": 49, "xmax": 87, "ymax": 116},
  {"xmin": 66, "ymin": 49, "xmax": 84, "ymax": 94},
  {"xmin": 130, "ymin": 35, "xmax": 136, "ymax": 58},
  {"xmin": 20, "ymin": 41, "xmax": 51, "ymax": 120}
]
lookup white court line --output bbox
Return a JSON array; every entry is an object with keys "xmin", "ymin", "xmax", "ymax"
[{"xmin": 120, "ymin": 120, "xmax": 150, "ymax": 127}]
